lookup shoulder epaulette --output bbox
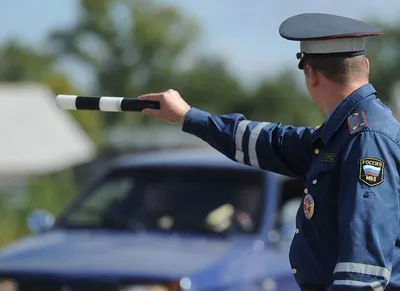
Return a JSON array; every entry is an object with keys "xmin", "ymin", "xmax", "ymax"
[{"xmin": 347, "ymin": 111, "xmax": 369, "ymax": 135}]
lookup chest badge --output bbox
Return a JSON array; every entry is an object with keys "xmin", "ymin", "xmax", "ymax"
[{"xmin": 303, "ymin": 194, "xmax": 315, "ymax": 219}]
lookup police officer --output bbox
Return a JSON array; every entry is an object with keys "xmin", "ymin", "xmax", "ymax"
[{"xmin": 139, "ymin": 13, "xmax": 400, "ymax": 291}]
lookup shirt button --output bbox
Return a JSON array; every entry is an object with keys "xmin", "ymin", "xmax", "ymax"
[
  {"xmin": 314, "ymin": 148, "xmax": 319, "ymax": 155},
  {"xmin": 295, "ymin": 228, "xmax": 299, "ymax": 234},
  {"xmin": 312, "ymin": 179, "xmax": 318, "ymax": 185},
  {"xmin": 304, "ymin": 188, "xmax": 308, "ymax": 194},
  {"xmin": 292, "ymin": 268, "xmax": 297, "ymax": 274}
]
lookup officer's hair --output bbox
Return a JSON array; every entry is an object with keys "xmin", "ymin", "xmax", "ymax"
[{"xmin": 304, "ymin": 55, "xmax": 369, "ymax": 84}]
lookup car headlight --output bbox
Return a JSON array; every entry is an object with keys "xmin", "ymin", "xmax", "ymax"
[{"xmin": 0, "ymin": 279, "xmax": 18, "ymax": 291}]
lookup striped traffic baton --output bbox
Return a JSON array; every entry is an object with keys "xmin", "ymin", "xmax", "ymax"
[{"xmin": 55, "ymin": 95, "xmax": 160, "ymax": 112}]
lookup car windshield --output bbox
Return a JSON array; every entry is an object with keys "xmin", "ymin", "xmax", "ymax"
[{"xmin": 58, "ymin": 166, "xmax": 266, "ymax": 236}]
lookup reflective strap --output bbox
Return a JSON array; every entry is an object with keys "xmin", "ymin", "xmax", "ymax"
[
  {"xmin": 333, "ymin": 280, "xmax": 383, "ymax": 291},
  {"xmin": 334, "ymin": 262, "xmax": 390, "ymax": 282},
  {"xmin": 248, "ymin": 122, "xmax": 270, "ymax": 168},
  {"xmin": 234, "ymin": 120, "xmax": 251, "ymax": 164}
]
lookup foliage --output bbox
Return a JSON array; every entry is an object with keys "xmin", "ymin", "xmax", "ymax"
[
  {"xmin": 172, "ymin": 57, "xmax": 248, "ymax": 114},
  {"xmin": 0, "ymin": 170, "xmax": 77, "ymax": 246},
  {"xmin": 49, "ymin": 0, "xmax": 200, "ymax": 128},
  {"xmin": 365, "ymin": 20, "xmax": 400, "ymax": 106},
  {"xmin": 0, "ymin": 42, "xmax": 72, "ymax": 92},
  {"xmin": 241, "ymin": 71, "xmax": 324, "ymax": 125}
]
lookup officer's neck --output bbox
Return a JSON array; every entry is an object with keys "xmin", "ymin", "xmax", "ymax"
[{"xmin": 321, "ymin": 80, "xmax": 369, "ymax": 117}]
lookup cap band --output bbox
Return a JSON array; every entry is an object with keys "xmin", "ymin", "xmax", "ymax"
[{"xmin": 300, "ymin": 37, "xmax": 365, "ymax": 54}]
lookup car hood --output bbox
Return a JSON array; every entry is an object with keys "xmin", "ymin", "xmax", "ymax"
[{"xmin": 0, "ymin": 229, "xmax": 245, "ymax": 280}]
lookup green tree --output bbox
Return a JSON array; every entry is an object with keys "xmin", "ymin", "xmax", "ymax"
[
  {"xmin": 231, "ymin": 70, "xmax": 324, "ymax": 126},
  {"xmin": 0, "ymin": 42, "xmax": 74, "ymax": 93},
  {"xmin": 49, "ymin": 0, "xmax": 200, "ymax": 127},
  {"xmin": 364, "ymin": 20, "xmax": 400, "ymax": 107},
  {"xmin": 172, "ymin": 57, "xmax": 248, "ymax": 114}
]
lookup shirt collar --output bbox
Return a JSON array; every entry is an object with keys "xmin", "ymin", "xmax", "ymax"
[
  {"xmin": 314, "ymin": 83, "xmax": 377, "ymax": 145},
  {"xmin": 326, "ymin": 98, "xmax": 342, "ymax": 121}
]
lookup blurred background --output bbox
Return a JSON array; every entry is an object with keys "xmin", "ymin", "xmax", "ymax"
[{"xmin": 0, "ymin": 0, "xmax": 399, "ymax": 247}]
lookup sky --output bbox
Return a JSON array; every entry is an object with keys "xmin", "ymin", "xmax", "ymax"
[{"xmin": 1, "ymin": 0, "xmax": 400, "ymax": 89}]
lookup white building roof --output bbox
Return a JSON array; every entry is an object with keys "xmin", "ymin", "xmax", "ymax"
[{"xmin": 0, "ymin": 83, "xmax": 96, "ymax": 175}]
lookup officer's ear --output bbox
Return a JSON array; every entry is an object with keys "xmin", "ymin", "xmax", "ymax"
[
  {"xmin": 304, "ymin": 64, "xmax": 319, "ymax": 88},
  {"xmin": 365, "ymin": 57, "xmax": 370, "ymax": 74}
]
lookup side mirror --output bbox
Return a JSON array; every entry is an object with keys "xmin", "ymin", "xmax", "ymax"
[{"xmin": 27, "ymin": 209, "xmax": 55, "ymax": 233}]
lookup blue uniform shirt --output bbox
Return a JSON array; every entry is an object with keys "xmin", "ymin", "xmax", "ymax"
[{"xmin": 181, "ymin": 83, "xmax": 400, "ymax": 290}]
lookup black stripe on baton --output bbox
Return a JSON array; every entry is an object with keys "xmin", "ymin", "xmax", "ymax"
[
  {"xmin": 120, "ymin": 99, "xmax": 160, "ymax": 111},
  {"xmin": 75, "ymin": 96, "xmax": 101, "ymax": 110}
]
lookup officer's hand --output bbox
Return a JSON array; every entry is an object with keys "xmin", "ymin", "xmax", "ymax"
[{"xmin": 138, "ymin": 89, "xmax": 190, "ymax": 124}]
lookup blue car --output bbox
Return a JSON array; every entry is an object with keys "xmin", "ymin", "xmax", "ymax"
[{"xmin": 0, "ymin": 148, "xmax": 303, "ymax": 291}]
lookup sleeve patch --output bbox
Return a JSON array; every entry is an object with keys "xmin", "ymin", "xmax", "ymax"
[{"xmin": 359, "ymin": 157, "xmax": 385, "ymax": 187}]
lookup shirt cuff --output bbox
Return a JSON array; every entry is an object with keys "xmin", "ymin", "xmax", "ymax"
[{"xmin": 182, "ymin": 107, "xmax": 211, "ymax": 136}]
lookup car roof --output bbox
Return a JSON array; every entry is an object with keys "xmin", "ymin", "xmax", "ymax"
[{"xmin": 110, "ymin": 148, "xmax": 262, "ymax": 172}]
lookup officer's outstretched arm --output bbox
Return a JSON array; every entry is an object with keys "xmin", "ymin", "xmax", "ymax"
[
  {"xmin": 139, "ymin": 89, "xmax": 315, "ymax": 177},
  {"xmin": 182, "ymin": 107, "xmax": 315, "ymax": 177},
  {"xmin": 328, "ymin": 131, "xmax": 400, "ymax": 291}
]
